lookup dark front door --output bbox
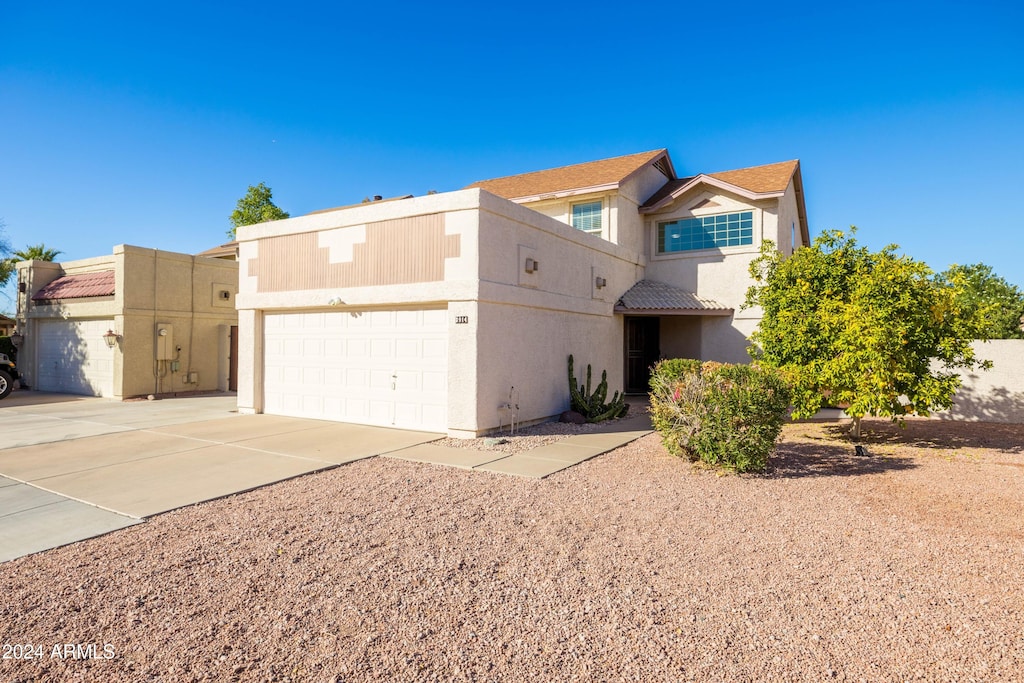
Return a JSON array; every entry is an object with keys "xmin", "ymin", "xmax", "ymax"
[{"xmin": 624, "ymin": 316, "xmax": 660, "ymax": 393}]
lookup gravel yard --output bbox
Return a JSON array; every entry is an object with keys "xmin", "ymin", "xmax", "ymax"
[{"xmin": 2, "ymin": 418, "xmax": 1022, "ymax": 682}]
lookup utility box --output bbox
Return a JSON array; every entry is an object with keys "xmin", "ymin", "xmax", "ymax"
[{"xmin": 156, "ymin": 323, "xmax": 174, "ymax": 360}]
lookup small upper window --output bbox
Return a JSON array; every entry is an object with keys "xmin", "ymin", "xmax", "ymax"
[
  {"xmin": 572, "ymin": 201, "xmax": 602, "ymax": 235},
  {"xmin": 658, "ymin": 210, "xmax": 753, "ymax": 253}
]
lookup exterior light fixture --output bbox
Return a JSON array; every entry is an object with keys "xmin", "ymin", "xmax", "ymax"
[
  {"xmin": 103, "ymin": 329, "xmax": 121, "ymax": 349},
  {"xmin": 524, "ymin": 258, "xmax": 539, "ymax": 274},
  {"xmin": 595, "ymin": 276, "xmax": 607, "ymax": 289},
  {"xmin": 10, "ymin": 330, "xmax": 23, "ymax": 348}
]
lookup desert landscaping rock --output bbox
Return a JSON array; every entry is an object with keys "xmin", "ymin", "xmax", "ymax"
[{"xmin": 2, "ymin": 418, "xmax": 1022, "ymax": 681}]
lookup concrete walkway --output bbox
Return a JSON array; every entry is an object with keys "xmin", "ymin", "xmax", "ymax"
[{"xmin": 387, "ymin": 409, "xmax": 653, "ymax": 478}]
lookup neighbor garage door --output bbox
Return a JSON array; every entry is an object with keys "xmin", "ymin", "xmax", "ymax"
[
  {"xmin": 36, "ymin": 319, "xmax": 116, "ymax": 397},
  {"xmin": 263, "ymin": 309, "xmax": 448, "ymax": 432}
]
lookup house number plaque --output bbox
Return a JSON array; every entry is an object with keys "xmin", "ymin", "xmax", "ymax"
[{"xmin": 454, "ymin": 315, "xmax": 469, "ymax": 324}]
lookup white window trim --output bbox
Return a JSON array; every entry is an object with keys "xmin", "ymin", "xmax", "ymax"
[
  {"xmin": 649, "ymin": 207, "xmax": 762, "ymax": 261},
  {"xmin": 571, "ymin": 199, "xmax": 604, "ymax": 236}
]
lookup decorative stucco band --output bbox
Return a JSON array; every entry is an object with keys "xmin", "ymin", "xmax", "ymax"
[{"xmin": 248, "ymin": 213, "xmax": 460, "ymax": 292}]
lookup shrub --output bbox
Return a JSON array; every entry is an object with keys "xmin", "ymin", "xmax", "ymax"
[{"xmin": 649, "ymin": 359, "xmax": 791, "ymax": 473}]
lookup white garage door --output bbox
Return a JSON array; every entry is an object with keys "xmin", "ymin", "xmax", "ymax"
[
  {"xmin": 37, "ymin": 319, "xmax": 116, "ymax": 397},
  {"xmin": 263, "ymin": 308, "xmax": 448, "ymax": 432}
]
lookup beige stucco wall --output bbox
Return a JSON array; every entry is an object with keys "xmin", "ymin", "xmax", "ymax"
[
  {"xmin": 470, "ymin": 191, "xmax": 641, "ymax": 433},
  {"xmin": 119, "ymin": 246, "xmax": 238, "ymax": 397},
  {"xmin": 236, "ymin": 189, "xmax": 642, "ymax": 436},
  {"xmin": 776, "ymin": 179, "xmax": 803, "ymax": 255},
  {"xmin": 936, "ymin": 340, "xmax": 1024, "ymax": 423},
  {"xmin": 641, "ymin": 187, "xmax": 780, "ymax": 363},
  {"xmin": 15, "ymin": 246, "xmax": 238, "ymax": 399}
]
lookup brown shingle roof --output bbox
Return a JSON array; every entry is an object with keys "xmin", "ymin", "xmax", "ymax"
[
  {"xmin": 197, "ymin": 241, "xmax": 239, "ymax": 259},
  {"xmin": 707, "ymin": 160, "xmax": 799, "ymax": 194},
  {"xmin": 465, "ymin": 149, "xmax": 669, "ymax": 199},
  {"xmin": 32, "ymin": 270, "xmax": 115, "ymax": 301},
  {"xmin": 614, "ymin": 280, "xmax": 732, "ymax": 315},
  {"xmin": 639, "ymin": 160, "xmax": 800, "ymax": 211}
]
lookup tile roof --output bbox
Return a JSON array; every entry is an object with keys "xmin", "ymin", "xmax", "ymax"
[
  {"xmin": 32, "ymin": 270, "xmax": 116, "ymax": 301},
  {"xmin": 615, "ymin": 280, "xmax": 732, "ymax": 314},
  {"xmin": 465, "ymin": 149, "xmax": 669, "ymax": 200},
  {"xmin": 639, "ymin": 160, "xmax": 799, "ymax": 211}
]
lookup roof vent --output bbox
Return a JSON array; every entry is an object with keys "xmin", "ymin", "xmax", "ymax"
[{"xmin": 373, "ymin": 195, "xmax": 383, "ymax": 201}]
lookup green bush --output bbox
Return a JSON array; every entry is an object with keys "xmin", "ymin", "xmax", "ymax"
[
  {"xmin": 649, "ymin": 359, "xmax": 791, "ymax": 473},
  {"xmin": 0, "ymin": 336, "xmax": 16, "ymax": 363}
]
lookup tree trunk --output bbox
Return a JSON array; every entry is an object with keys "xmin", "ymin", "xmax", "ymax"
[{"xmin": 851, "ymin": 415, "xmax": 862, "ymax": 440}]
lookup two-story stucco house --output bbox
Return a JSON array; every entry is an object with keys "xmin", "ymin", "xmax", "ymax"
[{"xmin": 235, "ymin": 149, "xmax": 808, "ymax": 436}]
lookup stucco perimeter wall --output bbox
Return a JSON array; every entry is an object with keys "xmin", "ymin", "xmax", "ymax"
[
  {"xmin": 936, "ymin": 340, "xmax": 1024, "ymax": 424},
  {"xmin": 471, "ymin": 191, "xmax": 641, "ymax": 433}
]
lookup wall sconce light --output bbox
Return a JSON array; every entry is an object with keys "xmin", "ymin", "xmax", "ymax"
[
  {"xmin": 595, "ymin": 276, "xmax": 607, "ymax": 289},
  {"xmin": 524, "ymin": 257, "xmax": 539, "ymax": 274},
  {"xmin": 10, "ymin": 331, "xmax": 23, "ymax": 348},
  {"xmin": 103, "ymin": 329, "xmax": 122, "ymax": 349}
]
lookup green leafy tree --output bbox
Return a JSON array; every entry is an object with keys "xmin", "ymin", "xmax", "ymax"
[
  {"xmin": 745, "ymin": 228, "xmax": 989, "ymax": 439},
  {"xmin": 12, "ymin": 243, "xmax": 62, "ymax": 262},
  {"xmin": 937, "ymin": 263, "xmax": 1024, "ymax": 340},
  {"xmin": 227, "ymin": 182, "xmax": 290, "ymax": 238}
]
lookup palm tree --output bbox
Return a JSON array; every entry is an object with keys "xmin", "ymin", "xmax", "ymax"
[{"xmin": 12, "ymin": 243, "xmax": 62, "ymax": 262}]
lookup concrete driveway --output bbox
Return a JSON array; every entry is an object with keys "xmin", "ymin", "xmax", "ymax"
[{"xmin": 0, "ymin": 392, "xmax": 440, "ymax": 562}]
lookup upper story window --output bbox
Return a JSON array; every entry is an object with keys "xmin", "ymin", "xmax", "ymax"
[
  {"xmin": 658, "ymin": 210, "xmax": 753, "ymax": 253},
  {"xmin": 571, "ymin": 201, "xmax": 603, "ymax": 235}
]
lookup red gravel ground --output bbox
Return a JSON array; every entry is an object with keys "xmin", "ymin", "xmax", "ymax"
[{"xmin": 2, "ymin": 418, "xmax": 1022, "ymax": 682}]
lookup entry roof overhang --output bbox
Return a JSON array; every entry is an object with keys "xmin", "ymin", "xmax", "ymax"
[{"xmin": 614, "ymin": 279, "xmax": 733, "ymax": 316}]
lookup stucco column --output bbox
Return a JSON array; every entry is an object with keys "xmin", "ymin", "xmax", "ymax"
[{"xmin": 236, "ymin": 308, "xmax": 263, "ymax": 414}]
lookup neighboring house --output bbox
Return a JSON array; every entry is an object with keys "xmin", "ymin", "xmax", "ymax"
[
  {"xmin": 197, "ymin": 241, "xmax": 240, "ymax": 261},
  {"xmin": 235, "ymin": 149, "xmax": 808, "ymax": 436},
  {"xmin": 0, "ymin": 315, "xmax": 15, "ymax": 337},
  {"xmin": 15, "ymin": 245, "xmax": 239, "ymax": 398}
]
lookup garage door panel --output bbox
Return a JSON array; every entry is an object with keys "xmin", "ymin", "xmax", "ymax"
[
  {"xmin": 395, "ymin": 339, "xmax": 420, "ymax": 358},
  {"xmin": 263, "ymin": 308, "xmax": 448, "ymax": 432},
  {"xmin": 369, "ymin": 369, "xmax": 392, "ymax": 390},
  {"xmin": 37, "ymin": 319, "xmax": 115, "ymax": 397}
]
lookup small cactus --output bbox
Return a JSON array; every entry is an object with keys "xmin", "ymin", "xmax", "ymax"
[{"xmin": 568, "ymin": 354, "xmax": 627, "ymax": 423}]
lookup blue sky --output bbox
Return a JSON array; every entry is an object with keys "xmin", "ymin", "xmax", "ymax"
[{"xmin": 2, "ymin": 0, "xmax": 1022, "ymax": 313}]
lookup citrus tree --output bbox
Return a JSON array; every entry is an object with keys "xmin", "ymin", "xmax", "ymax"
[
  {"xmin": 745, "ymin": 228, "xmax": 989, "ymax": 438},
  {"xmin": 939, "ymin": 263, "xmax": 1024, "ymax": 340}
]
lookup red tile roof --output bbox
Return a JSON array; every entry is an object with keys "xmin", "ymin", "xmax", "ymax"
[
  {"xmin": 614, "ymin": 280, "xmax": 732, "ymax": 315},
  {"xmin": 465, "ymin": 150, "xmax": 670, "ymax": 199},
  {"xmin": 32, "ymin": 270, "xmax": 116, "ymax": 301}
]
